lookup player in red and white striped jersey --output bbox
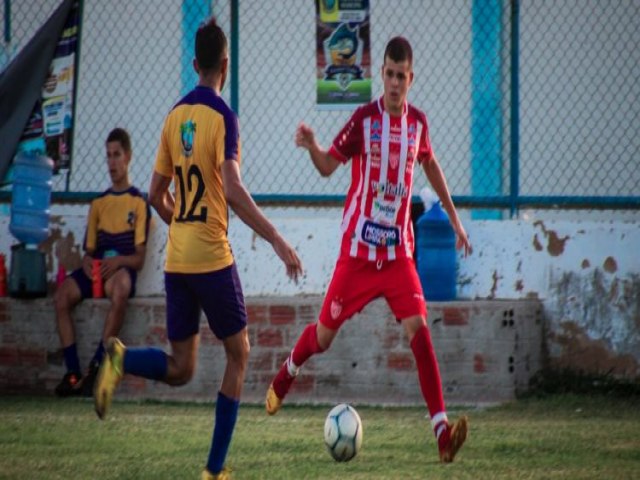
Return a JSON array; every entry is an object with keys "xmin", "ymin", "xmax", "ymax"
[
  {"xmin": 266, "ymin": 36, "xmax": 472, "ymax": 463},
  {"xmin": 330, "ymin": 97, "xmax": 430, "ymax": 262}
]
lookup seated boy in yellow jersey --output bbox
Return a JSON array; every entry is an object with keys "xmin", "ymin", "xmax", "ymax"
[
  {"xmin": 93, "ymin": 18, "xmax": 303, "ymax": 480},
  {"xmin": 54, "ymin": 128, "xmax": 150, "ymax": 397}
]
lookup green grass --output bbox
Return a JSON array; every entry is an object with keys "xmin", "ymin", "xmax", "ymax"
[{"xmin": 0, "ymin": 395, "xmax": 639, "ymax": 479}]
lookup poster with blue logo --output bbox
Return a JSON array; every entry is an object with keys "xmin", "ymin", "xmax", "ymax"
[{"xmin": 316, "ymin": 0, "xmax": 371, "ymax": 110}]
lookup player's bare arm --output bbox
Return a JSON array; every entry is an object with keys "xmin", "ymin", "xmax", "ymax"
[
  {"xmin": 221, "ymin": 159, "xmax": 303, "ymax": 281},
  {"xmin": 148, "ymin": 171, "xmax": 175, "ymax": 225},
  {"xmin": 422, "ymin": 154, "xmax": 472, "ymax": 257},
  {"xmin": 295, "ymin": 122, "xmax": 340, "ymax": 177}
]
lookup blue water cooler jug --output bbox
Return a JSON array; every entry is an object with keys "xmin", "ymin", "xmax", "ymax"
[
  {"xmin": 8, "ymin": 152, "xmax": 53, "ymax": 298},
  {"xmin": 9, "ymin": 152, "xmax": 54, "ymax": 244},
  {"xmin": 416, "ymin": 201, "xmax": 457, "ymax": 301}
]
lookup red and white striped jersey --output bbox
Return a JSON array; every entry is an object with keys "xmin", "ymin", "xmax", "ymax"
[{"xmin": 328, "ymin": 96, "xmax": 433, "ymax": 262}]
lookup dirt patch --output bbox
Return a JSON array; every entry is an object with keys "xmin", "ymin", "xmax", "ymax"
[
  {"xmin": 603, "ymin": 256, "xmax": 618, "ymax": 273},
  {"xmin": 533, "ymin": 234, "xmax": 543, "ymax": 251},
  {"xmin": 549, "ymin": 321, "xmax": 639, "ymax": 377},
  {"xmin": 533, "ymin": 220, "xmax": 570, "ymax": 256}
]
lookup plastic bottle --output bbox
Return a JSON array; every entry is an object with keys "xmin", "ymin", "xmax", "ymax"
[
  {"xmin": 92, "ymin": 259, "xmax": 104, "ymax": 298},
  {"xmin": 9, "ymin": 152, "xmax": 54, "ymax": 246},
  {"xmin": 416, "ymin": 201, "xmax": 457, "ymax": 301},
  {"xmin": 0, "ymin": 254, "xmax": 7, "ymax": 297}
]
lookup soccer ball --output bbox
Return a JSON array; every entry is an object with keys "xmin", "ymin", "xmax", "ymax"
[{"xmin": 323, "ymin": 403, "xmax": 363, "ymax": 462}]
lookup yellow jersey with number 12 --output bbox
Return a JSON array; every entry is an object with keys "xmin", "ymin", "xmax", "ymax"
[{"xmin": 154, "ymin": 85, "xmax": 240, "ymax": 274}]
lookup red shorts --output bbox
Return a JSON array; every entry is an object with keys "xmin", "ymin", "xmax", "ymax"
[{"xmin": 318, "ymin": 256, "xmax": 427, "ymax": 329}]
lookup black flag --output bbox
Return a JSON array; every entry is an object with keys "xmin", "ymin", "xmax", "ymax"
[{"xmin": 0, "ymin": 0, "xmax": 75, "ymax": 183}]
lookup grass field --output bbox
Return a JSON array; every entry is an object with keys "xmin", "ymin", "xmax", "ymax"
[{"xmin": 0, "ymin": 394, "xmax": 638, "ymax": 479}]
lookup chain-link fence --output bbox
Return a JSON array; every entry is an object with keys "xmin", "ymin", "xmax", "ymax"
[
  {"xmin": 519, "ymin": 0, "xmax": 639, "ymax": 198},
  {"xmin": 2, "ymin": 0, "xmax": 639, "ymax": 214}
]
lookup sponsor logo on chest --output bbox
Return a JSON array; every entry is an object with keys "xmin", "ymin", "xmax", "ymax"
[
  {"xmin": 361, "ymin": 220, "xmax": 400, "ymax": 247},
  {"xmin": 370, "ymin": 141, "xmax": 381, "ymax": 167},
  {"xmin": 372, "ymin": 199, "xmax": 398, "ymax": 223},
  {"xmin": 389, "ymin": 151, "xmax": 400, "ymax": 169},
  {"xmin": 371, "ymin": 180, "xmax": 409, "ymax": 198}
]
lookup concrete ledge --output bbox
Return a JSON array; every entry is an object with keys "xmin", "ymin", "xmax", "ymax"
[{"xmin": 0, "ymin": 297, "xmax": 544, "ymax": 406}]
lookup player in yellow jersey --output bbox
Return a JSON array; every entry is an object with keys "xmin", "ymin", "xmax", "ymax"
[
  {"xmin": 54, "ymin": 128, "xmax": 150, "ymax": 398},
  {"xmin": 93, "ymin": 18, "xmax": 302, "ymax": 480}
]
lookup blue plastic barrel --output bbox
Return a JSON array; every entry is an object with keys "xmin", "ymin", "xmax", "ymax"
[
  {"xmin": 416, "ymin": 201, "xmax": 457, "ymax": 301},
  {"xmin": 9, "ymin": 152, "xmax": 54, "ymax": 246}
]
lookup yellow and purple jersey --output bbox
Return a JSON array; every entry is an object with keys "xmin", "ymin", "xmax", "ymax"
[
  {"xmin": 84, "ymin": 186, "xmax": 150, "ymax": 258},
  {"xmin": 154, "ymin": 85, "xmax": 241, "ymax": 273}
]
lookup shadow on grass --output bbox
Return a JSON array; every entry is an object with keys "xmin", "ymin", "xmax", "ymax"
[{"xmin": 523, "ymin": 367, "xmax": 640, "ymax": 398}]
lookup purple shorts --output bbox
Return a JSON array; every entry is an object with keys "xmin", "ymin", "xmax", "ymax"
[
  {"xmin": 165, "ymin": 263, "xmax": 247, "ymax": 342},
  {"xmin": 69, "ymin": 267, "xmax": 137, "ymax": 299}
]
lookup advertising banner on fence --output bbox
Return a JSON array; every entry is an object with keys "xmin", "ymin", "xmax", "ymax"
[
  {"xmin": 22, "ymin": 0, "xmax": 80, "ymax": 173},
  {"xmin": 0, "ymin": 0, "xmax": 80, "ymax": 185},
  {"xmin": 316, "ymin": 0, "xmax": 371, "ymax": 110},
  {"xmin": 0, "ymin": 0, "xmax": 79, "ymax": 184}
]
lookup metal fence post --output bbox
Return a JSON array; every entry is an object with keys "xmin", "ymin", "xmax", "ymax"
[{"xmin": 510, "ymin": 0, "xmax": 520, "ymax": 219}]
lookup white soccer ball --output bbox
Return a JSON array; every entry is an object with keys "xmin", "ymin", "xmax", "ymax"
[{"xmin": 324, "ymin": 403, "xmax": 363, "ymax": 462}]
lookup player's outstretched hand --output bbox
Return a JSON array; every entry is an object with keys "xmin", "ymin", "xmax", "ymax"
[
  {"xmin": 295, "ymin": 122, "xmax": 316, "ymax": 151},
  {"xmin": 454, "ymin": 224, "xmax": 473, "ymax": 257},
  {"xmin": 272, "ymin": 234, "xmax": 303, "ymax": 282}
]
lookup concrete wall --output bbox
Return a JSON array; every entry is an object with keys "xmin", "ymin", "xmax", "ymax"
[
  {"xmin": 0, "ymin": 204, "xmax": 638, "ymax": 380},
  {"xmin": 0, "ymin": 296, "xmax": 543, "ymax": 406}
]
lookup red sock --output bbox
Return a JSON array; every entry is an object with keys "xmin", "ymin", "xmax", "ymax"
[
  {"xmin": 273, "ymin": 323, "xmax": 324, "ymax": 398},
  {"xmin": 410, "ymin": 324, "xmax": 446, "ymax": 419},
  {"xmin": 291, "ymin": 323, "xmax": 324, "ymax": 365}
]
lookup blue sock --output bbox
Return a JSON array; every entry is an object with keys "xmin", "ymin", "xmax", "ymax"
[
  {"xmin": 207, "ymin": 391, "xmax": 240, "ymax": 474},
  {"xmin": 63, "ymin": 344, "xmax": 81, "ymax": 374},
  {"xmin": 90, "ymin": 341, "xmax": 105, "ymax": 366},
  {"xmin": 122, "ymin": 347, "xmax": 168, "ymax": 380}
]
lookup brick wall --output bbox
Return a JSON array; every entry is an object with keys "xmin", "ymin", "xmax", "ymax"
[{"xmin": 0, "ymin": 297, "xmax": 543, "ymax": 406}]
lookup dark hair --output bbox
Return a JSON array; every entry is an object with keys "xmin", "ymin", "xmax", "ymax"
[
  {"xmin": 384, "ymin": 36, "xmax": 413, "ymax": 66},
  {"xmin": 196, "ymin": 17, "xmax": 228, "ymax": 72},
  {"xmin": 106, "ymin": 127, "xmax": 131, "ymax": 153}
]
